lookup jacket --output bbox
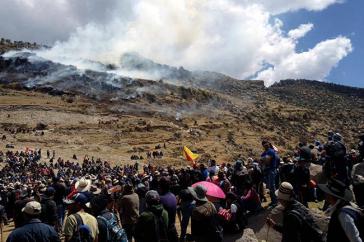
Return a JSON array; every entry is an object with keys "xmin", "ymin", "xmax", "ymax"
[
  {"xmin": 135, "ymin": 204, "xmax": 169, "ymax": 242},
  {"xmin": 6, "ymin": 218, "xmax": 60, "ymax": 242}
]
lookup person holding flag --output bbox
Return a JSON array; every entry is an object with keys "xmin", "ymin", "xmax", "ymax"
[{"xmin": 183, "ymin": 146, "xmax": 199, "ymax": 166}]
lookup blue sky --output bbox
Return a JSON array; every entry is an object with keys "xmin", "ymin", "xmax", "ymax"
[{"xmin": 279, "ymin": 0, "xmax": 364, "ymax": 87}]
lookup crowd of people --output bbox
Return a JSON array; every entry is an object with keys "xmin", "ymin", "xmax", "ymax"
[{"xmin": 0, "ymin": 130, "xmax": 363, "ymax": 242}]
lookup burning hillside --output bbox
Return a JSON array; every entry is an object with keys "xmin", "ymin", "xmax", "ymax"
[{"xmin": 0, "ymin": 44, "xmax": 363, "ymax": 164}]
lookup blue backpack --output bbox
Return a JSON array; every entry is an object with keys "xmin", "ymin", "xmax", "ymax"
[
  {"xmin": 97, "ymin": 212, "xmax": 128, "ymax": 242},
  {"xmin": 69, "ymin": 213, "xmax": 93, "ymax": 242}
]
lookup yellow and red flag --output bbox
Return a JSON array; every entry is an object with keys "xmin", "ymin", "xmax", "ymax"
[{"xmin": 183, "ymin": 146, "xmax": 199, "ymax": 164}]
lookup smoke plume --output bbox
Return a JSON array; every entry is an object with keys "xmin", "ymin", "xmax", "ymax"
[{"xmin": 1, "ymin": 0, "xmax": 352, "ymax": 86}]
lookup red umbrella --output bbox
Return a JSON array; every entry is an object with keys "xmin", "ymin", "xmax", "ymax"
[{"xmin": 192, "ymin": 181, "xmax": 226, "ymax": 199}]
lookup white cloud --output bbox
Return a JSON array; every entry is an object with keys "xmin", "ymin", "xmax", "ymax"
[
  {"xmin": 288, "ymin": 23, "xmax": 314, "ymax": 40},
  {"xmin": 237, "ymin": 0, "xmax": 342, "ymax": 14},
  {"xmin": 256, "ymin": 37, "xmax": 352, "ymax": 86},
  {"xmin": 0, "ymin": 0, "xmax": 352, "ymax": 86}
]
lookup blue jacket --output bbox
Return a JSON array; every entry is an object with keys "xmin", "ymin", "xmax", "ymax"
[{"xmin": 7, "ymin": 218, "xmax": 60, "ymax": 242}]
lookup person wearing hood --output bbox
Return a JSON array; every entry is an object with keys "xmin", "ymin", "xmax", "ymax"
[
  {"xmin": 134, "ymin": 190, "xmax": 169, "ymax": 242},
  {"xmin": 318, "ymin": 179, "xmax": 363, "ymax": 242}
]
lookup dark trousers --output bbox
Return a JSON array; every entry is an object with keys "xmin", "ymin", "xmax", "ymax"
[
  {"xmin": 123, "ymin": 223, "xmax": 135, "ymax": 241},
  {"xmin": 168, "ymin": 224, "xmax": 178, "ymax": 242},
  {"xmin": 353, "ymin": 183, "xmax": 364, "ymax": 207}
]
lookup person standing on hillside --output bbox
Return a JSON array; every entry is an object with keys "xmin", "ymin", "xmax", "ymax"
[
  {"xmin": 7, "ymin": 201, "xmax": 60, "ymax": 242},
  {"xmin": 134, "ymin": 190, "xmax": 169, "ymax": 242},
  {"xmin": 352, "ymin": 133, "xmax": 364, "ymax": 207},
  {"xmin": 293, "ymin": 147, "xmax": 311, "ymax": 207},
  {"xmin": 52, "ymin": 176, "xmax": 67, "ymax": 230},
  {"xmin": 352, "ymin": 159, "xmax": 364, "ymax": 207},
  {"xmin": 118, "ymin": 181, "xmax": 139, "ymax": 242},
  {"xmin": 159, "ymin": 177, "xmax": 178, "ymax": 242},
  {"xmin": 63, "ymin": 193, "xmax": 99, "ymax": 242},
  {"xmin": 266, "ymin": 182, "xmax": 324, "ymax": 242},
  {"xmin": 261, "ymin": 140, "xmax": 279, "ymax": 207},
  {"xmin": 319, "ymin": 179, "xmax": 363, "ymax": 242},
  {"xmin": 40, "ymin": 187, "xmax": 58, "ymax": 227},
  {"xmin": 189, "ymin": 185, "xmax": 222, "ymax": 242}
]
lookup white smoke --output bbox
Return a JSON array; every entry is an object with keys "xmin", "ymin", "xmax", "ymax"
[{"xmin": 3, "ymin": 0, "xmax": 351, "ymax": 86}]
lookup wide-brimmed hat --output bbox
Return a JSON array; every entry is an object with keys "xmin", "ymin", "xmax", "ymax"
[
  {"xmin": 188, "ymin": 184, "xmax": 208, "ymax": 202},
  {"xmin": 90, "ymin": 185, "xmax": 101, "ymax": 195},
  {"xmin": 64, "ymin": 193, "xmax": 89, "ymax": 205},
  {"xmin": 318, "ymin": 179, "xmax": 353, "ymax": 202},
  {"xmin": 38, "ymin": 183, "xmax": 47, "ymax": 192},
  {"xmin": 296, "ymin": 146, "xmax": 312, "ymax": 162},
  {"xmin": 275, "ymin": 182, "xmax": 294, "ymax": 201},
  {"xmin": 75, "ymin": 178, "xmax": 91, "ymax": 192}
]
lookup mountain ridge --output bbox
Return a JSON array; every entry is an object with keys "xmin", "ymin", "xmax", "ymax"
[{"xmin": 0, "ymin": 40, "xmax": 362, "ymax": 164}]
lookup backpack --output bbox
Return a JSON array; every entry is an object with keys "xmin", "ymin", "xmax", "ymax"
[
  {"xmin": 341, "ymin": 206, "xmax": 364, "ymax": 239},
  {"xmin": 289, "ymin": 210, "xmax": 324, "ymax": 242},
  {"xmin": 69, "ymin": 213, "xmax": 93, "ymax": 242},
  {"xmin": 97, "ymin": 212, "xmax": 128, "ymax": 242}
]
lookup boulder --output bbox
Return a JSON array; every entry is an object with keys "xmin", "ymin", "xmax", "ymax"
[
  {"xmin": 310, "ymin": 208, "xmax": 330, "ymax": 233},
  {"xmin": 36, "ymin": 122, "xmax": 48, "ymax": 130},
  {"xmin": 236, "ymin": 228, "xmax": 258, "ymax": 242},
  {"xmin": 247, "ymin": 208, "xmax": 283, "ymax": 242},
  {"xmin": 310, "ymin": 163, "xmax": 326, "ymax": 183}
]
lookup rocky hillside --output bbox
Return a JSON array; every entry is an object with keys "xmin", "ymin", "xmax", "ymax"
[{"xmin": 0, "ymin": 40, "xmax": 363, "ymax": 164}]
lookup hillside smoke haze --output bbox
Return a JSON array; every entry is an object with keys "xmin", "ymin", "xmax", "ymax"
[{"xmin": 19, "ymin": 0, "xmax": 350, "ymax": 87}]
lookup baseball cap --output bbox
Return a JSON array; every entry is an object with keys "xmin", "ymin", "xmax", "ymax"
[{"xmin": 22, "ymin": 201, "xmax": 42, "ymax": 215}]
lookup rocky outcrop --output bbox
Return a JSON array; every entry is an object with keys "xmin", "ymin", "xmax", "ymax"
[{"xmin": 236, "ymin": 228, "xmax": 259, "ymax": 242}]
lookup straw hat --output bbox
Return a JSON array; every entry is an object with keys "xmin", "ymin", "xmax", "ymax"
[
  {"xmin": 90, "ymin": 185, "xmax": 101, "ymax": 195},
  {"xmin": 75, "ymin": 178, "xmax": 91, "ymax": 192}
]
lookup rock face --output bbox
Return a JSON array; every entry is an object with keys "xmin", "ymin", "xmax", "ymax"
[
  {"xmin": 236, "ymin": 228, "xmax": 259, "ymax": 242},
  {"xmin": 310, "ymin": 208, "xmax": 330, "ymax": 233},
  {"xmin": 310, "ymin": 163, "xmax": 324, "ymax": 182},
  {"xmin": 247, "ymin": 208, "xmax": 283, "ymax": 242}
]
